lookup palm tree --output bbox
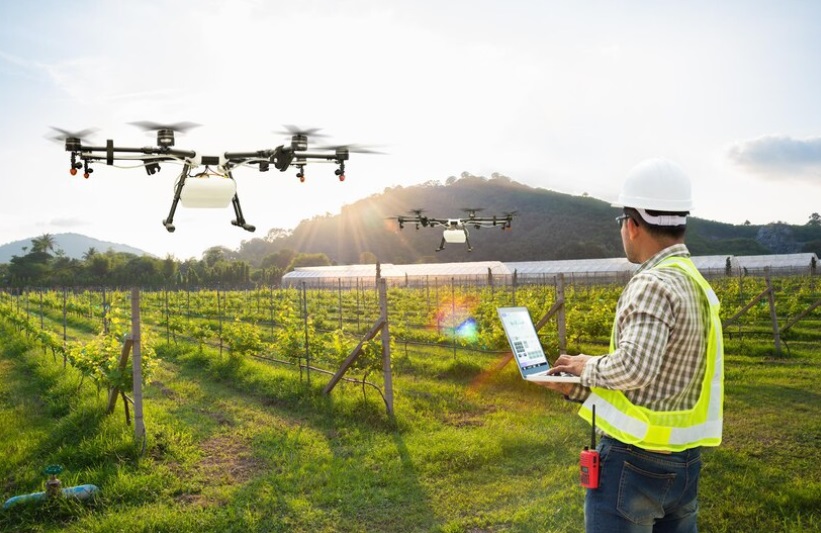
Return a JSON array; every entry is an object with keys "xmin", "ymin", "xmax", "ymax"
[
  {"xmin": 31, "ymin": 233, "xmax": 56, "ymax": 254},
  {"xmin": 83, "ymin": 247, "xmax": 98, "ymax": 261}
]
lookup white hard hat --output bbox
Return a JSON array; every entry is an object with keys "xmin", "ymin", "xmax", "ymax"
[{"xmin": 613, "ymin": 158, "xmax": 693, "ymax": 212}]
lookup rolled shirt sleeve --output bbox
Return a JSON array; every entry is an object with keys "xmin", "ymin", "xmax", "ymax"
[{"xmin": 581, "ymin": 274, "xmax": 675, "ymax": 391}]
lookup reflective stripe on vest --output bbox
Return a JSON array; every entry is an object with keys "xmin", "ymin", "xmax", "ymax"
[{"xmin": 579, "ymin": 256, "xmax": 724, "ymax": 452}]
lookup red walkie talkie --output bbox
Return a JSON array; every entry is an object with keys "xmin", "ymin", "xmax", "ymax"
[{"xmin": 580, "ymin": 404, "xmax": 600, "ymax": 489}]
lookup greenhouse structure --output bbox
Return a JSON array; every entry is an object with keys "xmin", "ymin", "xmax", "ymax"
[{"xmin": 281, "ymin": 253, "xmax": 819, "ymax": 288}]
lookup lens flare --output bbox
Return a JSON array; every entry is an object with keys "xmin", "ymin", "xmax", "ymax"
[
  {"xmin": 455, "ymin": 317, "xmax": 478, "ymax": 342},
  {"xmin": 433, "ymin": 295, "xmax": 480, "ymax": 343}
]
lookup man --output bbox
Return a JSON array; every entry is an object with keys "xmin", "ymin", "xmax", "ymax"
[{"xmin": 542, "ymin": 158, "xmax": 724, "ymax": 533}]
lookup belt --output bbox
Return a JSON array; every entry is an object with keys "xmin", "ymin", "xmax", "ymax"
[{"xmin": 600, "ymin": 434, "xmax": 672, "ymax": 454}]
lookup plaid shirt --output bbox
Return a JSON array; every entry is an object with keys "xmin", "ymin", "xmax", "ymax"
[{"xmin": 571, "ymin": 244, "xmax": 710, "ymax": 411}]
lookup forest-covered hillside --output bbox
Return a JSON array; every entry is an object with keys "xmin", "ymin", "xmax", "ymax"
[{"xmin": 234, "ymin": 174, "xmax": 821, "ymax": 266}]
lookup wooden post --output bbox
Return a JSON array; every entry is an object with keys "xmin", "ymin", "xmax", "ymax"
[
  {"xmin": 62, "ymin": 288, "xmax": 68, "ymax": 368},
  {"xmin": 217, "ymin": 286, "xmax": 223, "ymax": 358},
  {"xmin": 512, "ymin": 269, "xmax": 518, "ymax": 306},
  {"xmin": 379, "ymin": 279, "xmax": 394, "ymax": 416},
  {"xmin": 162, "ymin": 288, "xmax": 168, "ymax": 344},
  {"xmin": 764, "ymin": 270, "xmax": 782, "ymax": 356},
  {"xmin": 451, "ymin": 277, "xmax": 457, "ymax": 360},
  {"xmin": 131, "ymin": 289, "xmax": 145, "ymax": 443},
  {"xmin": 102, "ymin": 287, "xmax": 108, "ymax": 334},
  {"xmin": 302, "ymin": 282, "xmax": 310, "ymax": 385},
  {"xmin": 556, "ymin": 274, "xmax": 567, "ymax": 353},
  {"xmin": 356, "ymin": 278, "xmax": 361, "ymax": 334},
  {"xmin": 338, "ymin": 278, "xmax": 343, "ymax": 330}
]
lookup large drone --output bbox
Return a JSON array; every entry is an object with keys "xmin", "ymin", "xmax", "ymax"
[
  {"xmin": 51, "ymin": 123, "xmax": 378, "ymax": 233},
  {"xmin": 392, "ymin": 208, "xmax": 516, "ymax": 252}
]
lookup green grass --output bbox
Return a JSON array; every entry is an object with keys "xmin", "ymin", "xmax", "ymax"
[{"xmin": 1, "ymin": 325, "xmax": 820, "ymax": 532}]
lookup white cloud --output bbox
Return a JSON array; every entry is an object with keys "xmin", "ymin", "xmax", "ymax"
[
  {"xmin": 727, "ymin": 135, "xmax": 821, "ymax": 183},
  {"xmin": 45, "ymin": 217, "xmax": 89, "ymax": 228}
]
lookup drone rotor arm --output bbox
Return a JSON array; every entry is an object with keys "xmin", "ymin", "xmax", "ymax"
[
  {"xmin": 75, "ymin": 143, "xmax": 196, "ymax": 160},
  {"xmin": 223, "ymin": 149, "xmax": 273, "ymax": 161},
  {"xmin": 469, "ymin": 218, "xmax": 497, "ymax": 228},
  {"xmin": 292, "ymin": 152, "xmax": 342, "ymax": 162},
  {"xmin": 222, "ymin": 149, "xmax": 276, "ymax": 171},
  {"xmin": 77, "ymin": 151, "xmax": 187, "ymax": 166},
  {"xmin": 426, "ymin": 218, "xmax": 447, "ymax": 227}
]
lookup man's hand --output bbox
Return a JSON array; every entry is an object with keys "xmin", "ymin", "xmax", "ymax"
[
  {"xmin": 533, "ymin": 353, "xmax": 594, "ymax": 396},
  {"xmin": 549, "ymin": 353, "xmax": 594, "ymax": 377}
]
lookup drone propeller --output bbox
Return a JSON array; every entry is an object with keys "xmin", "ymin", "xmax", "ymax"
[
  {"xmin": 461, "ymin": 207, "xmax": 485, "ymax": 218},
  {"xmin": 316, "ymin": 143, "xmax": 385, "ymax": 155},
  {"xmin": 276, "ymin": 125, "xmax": 327, "ymax": 138},
  {"xmin": 47, "ymin": 127, "xmax": 97, "ymax": 145},
  {"xmin": 129, "ymin": 121, "xmax": 201, "ymax": 133},
  {"xmin": 130, "ymin": 121, "xmax": 201, "ymax": 148},
  {"xmin": 275, "ymin": 125, "xmax": 327, "ymax": 152}
]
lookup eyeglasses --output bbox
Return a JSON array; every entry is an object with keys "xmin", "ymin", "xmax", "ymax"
[{"xmin": 615, "ymin": 214, "xmax": 631, "ymax": 228}]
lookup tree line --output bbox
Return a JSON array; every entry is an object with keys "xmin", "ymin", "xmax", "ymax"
[{"xmin": 0, "ymin": 234, "xmax": 335, "ymax": 289}]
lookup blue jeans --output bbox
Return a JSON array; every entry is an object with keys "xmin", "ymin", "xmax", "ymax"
[{"xmin": 585, "ymin": 436, "xmax": 702, "ymax": 533}]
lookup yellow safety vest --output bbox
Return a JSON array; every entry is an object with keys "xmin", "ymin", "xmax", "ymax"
[{"xmin": 579, "ymin": 256, "xmax": 724, "ymax": 452}]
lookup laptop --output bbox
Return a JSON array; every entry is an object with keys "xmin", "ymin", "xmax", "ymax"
[{"xmin": 497, "ymin": 306, "xmax": 581, "ymax": 383}]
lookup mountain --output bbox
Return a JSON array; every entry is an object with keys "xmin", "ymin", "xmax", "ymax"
[
  {"xmin": 236, "ymin": 175, "xmax": 821, "ymax": 266},
  {"xmin": 0, "ymin": 233, "xmax": 152, "ymax": 263},
  {"xmin": 9, "ymin": 178, "xmax": 816, "ymax": 267}
]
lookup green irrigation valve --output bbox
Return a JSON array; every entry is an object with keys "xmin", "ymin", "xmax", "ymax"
[
  {"xmin": 44, "ymin": 465, "xmax": 63, "ymax": 497},
  {"xmin": 4, "ymin": 464, "xmax": 100, "ymax": 509},
  {"xmin": 44, "ymin": 465, "xmax": 63, "ymax": 476}
]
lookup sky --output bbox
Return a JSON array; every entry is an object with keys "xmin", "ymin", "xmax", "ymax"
[{"xmin": 1, "ymin": 0, "xmax": 820, "ymax": 260}]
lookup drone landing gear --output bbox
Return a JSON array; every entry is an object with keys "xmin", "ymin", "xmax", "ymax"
[
  {"xmin": 163, "ymin": 164, "xmax": 192, "ymax": 232},
  {"xmin": 162, "ymin": 165, "xmax": 255, "ymax": 233},
  {"xmin": 230, "ymin": 193, "xmax": 255, "ymax": 232}
]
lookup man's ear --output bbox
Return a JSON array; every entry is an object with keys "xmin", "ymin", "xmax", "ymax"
[{"xmin": 627, "ymin": 217, "xmax": 641, "ymax": 239}]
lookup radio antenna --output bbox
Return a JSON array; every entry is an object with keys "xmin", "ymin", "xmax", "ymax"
[{"xmin": 591, "ymin": 404, "xmax": 597, "ymax": 449}]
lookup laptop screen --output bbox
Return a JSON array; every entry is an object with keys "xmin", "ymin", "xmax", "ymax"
[{"xmin": 497, "ymin": 307, "xmax": 551, "ymax": 377}]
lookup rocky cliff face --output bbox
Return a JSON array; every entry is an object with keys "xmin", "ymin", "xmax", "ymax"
[{"xmin": 756, "ymin": 224, "xmax": 800, "ymax": 253}]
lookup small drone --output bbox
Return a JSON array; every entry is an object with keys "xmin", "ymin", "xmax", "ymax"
[
  {"xmin": 391, "ymin": 208, "xmax": 516, "ymax": 251},
  {"xmin": 50, "ymin": 123, "xmax": 379, "ymax": 233}
]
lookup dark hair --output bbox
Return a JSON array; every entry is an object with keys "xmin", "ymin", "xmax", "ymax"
[{"xmin": 624, "ymin": 207, "xmax": 687, "ymax": 239}]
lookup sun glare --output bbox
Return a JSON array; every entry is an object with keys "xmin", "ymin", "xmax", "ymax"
[{"xmin": 433, "ymin": 295, "xmax": 480, "ymax": 343}]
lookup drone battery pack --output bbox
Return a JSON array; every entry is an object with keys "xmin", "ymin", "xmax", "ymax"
[{"xmin": 180, "ymin": 176, "xmax": 237, "ymax": 208}]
